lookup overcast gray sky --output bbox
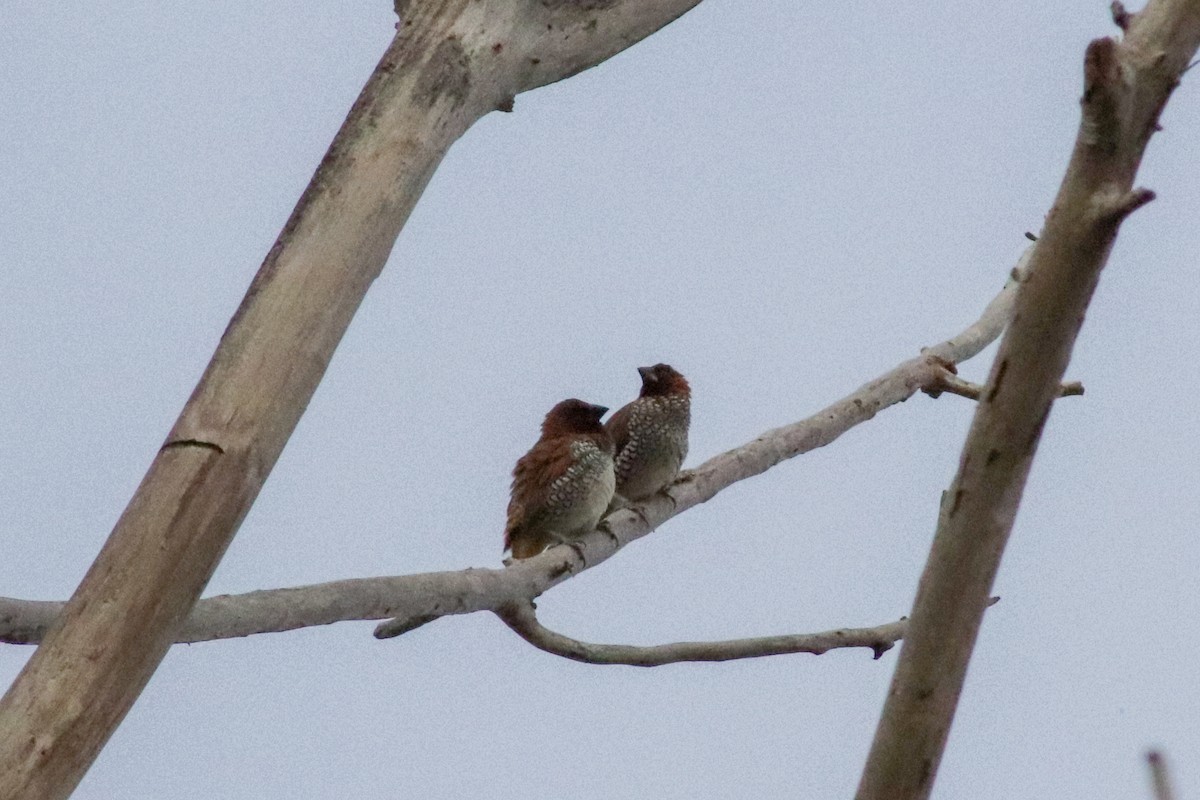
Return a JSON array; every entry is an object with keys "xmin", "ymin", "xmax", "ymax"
[{"xmin": 3, "ymin": 3, "xmax": 1199, "ymax": 798}]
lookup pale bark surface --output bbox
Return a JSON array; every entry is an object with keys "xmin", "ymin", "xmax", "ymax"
[
  {"xmin": 495, "ymin": 599, "xmax": 912, "ymax": 665},
  {"xmin": 856, "ymin": 3, "xmax": 1200, "ymax": 798},
  {"xmin": 0, "ymin": 2, "xmax": 700, "ymax": 798},
  {"xmin": 2, "ymin": 3, "xmax": 1195, "ymax": 799},
  {"xmin": 0, "ymin": 258, "xmax": 1025, "ymax": 652}
]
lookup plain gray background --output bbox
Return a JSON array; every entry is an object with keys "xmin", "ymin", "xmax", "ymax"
[{"xmin": 3, "ymin": 3, "xmax": 1198, "ymax": 798}]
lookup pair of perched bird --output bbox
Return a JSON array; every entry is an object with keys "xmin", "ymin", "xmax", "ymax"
[{"xmin": 504, "ymin": 364, "xmax": 691, "ymax": 560}]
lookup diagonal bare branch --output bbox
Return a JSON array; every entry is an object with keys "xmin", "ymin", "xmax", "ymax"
[
  {"xmin": 0, "ymin": 3, "xmax": 711, "ymax": 797},
  {"xmin": 494, "ymin": 600, "xmax": 909, "ymax": 666},
  {"xmin": 0, "ymin": 248, "xmax": 1029, "ymax": 647},
  {"xmin": 855, "ymin": 4, "xmax": 1200, "ymax": 799},
  {"xmin": 373, "ymin": 248, "xmax": 1028, "ymax": 638}
]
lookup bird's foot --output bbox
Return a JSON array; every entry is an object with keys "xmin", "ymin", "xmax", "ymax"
[
  {"xmin": 597, "ymin": 519, "xmax": 621, "ymax": 548},
  {"xmin": 548, "ymin": 534, "xmax": 589, "ymax": 570}
]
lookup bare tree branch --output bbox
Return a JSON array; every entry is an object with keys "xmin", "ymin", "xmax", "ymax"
[
  {"xmin": 923, "ymin": 371, "xmax": 1084, "ymax": 401},
  {"xmin": 856, "ymin": 4, "xmax": 1200, "ymax": 799},
  {"xmin": 0, "ymin": 3, "xmax": 707, "ymax": 798},
  {"xmin": 1147, "ymin": 750, "xmax": 1177, "ymax": 800},
  {"xmin": 494, "ymin": 600, "xmax": 909, "ymax": 666},
  {"xmin": 0, "ymin": 249, "xmax": 1028, "ymax": 647}
]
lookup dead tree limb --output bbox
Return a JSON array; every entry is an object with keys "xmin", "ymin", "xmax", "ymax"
[
  {"xmin": 1, "ymin": 252, "xmax": 1029, "ymax": 647},
  {"xmin": 0, "ymin": 2, "xmax": 704, "ymax": 798},
  {"xmin": 494, "ymin": 600, "xmax": 910, "ymax": 666},
  {"xmin": 855, "ymin": 4, "xmax": 1200, "ymax": 799},
  {"xmin": 494, "ymin": 596, "xmax": 1002, "ymax": 667}
]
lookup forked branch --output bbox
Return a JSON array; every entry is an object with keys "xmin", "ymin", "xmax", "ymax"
[{"xmin": 2, "ymin": 249, "xmax": 1031, "ymax": 647}]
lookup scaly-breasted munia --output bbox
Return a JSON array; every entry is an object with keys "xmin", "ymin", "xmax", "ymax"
[
  {"xmin": 605, "ymin": 363, "xmax": 690, "ymax": 503},
  {"xmin": 504, "ymin": 399, "xmax": 616, "ymax": 560}
]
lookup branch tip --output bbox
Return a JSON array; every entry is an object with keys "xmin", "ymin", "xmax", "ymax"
[
  {"xmin": 1118, "ymin": 187, "xmax": 1156, "ymax": 217},
  {"xmin": 1084, "ymin": 37, "xmax": 1120, "ymax": 90},
  {"xmin": 498, "ymin": 600, "xmax": 911, "ymax": 667},
  {"xmin": 1110, "ymin": 1, "xmax": 1131, "ymax": 32},
  {"xmin": 1146, "ymin": 749, "xmax": 1175, "ymax": 800},
  {"xmin": 1081, "ymin": 37, "xmax": 1123, "ymax": 145},
  {"xmin": 1096, "ymin": 187, "xmax": 1156, "ymax": 223},
  {"xmin": 373, "ymin": 613, "xmax": 439, "ymax": 640}
]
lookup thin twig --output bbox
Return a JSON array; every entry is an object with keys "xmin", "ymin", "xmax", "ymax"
[
  {"xmin": 924, "ymin": 371, "xmax": 1084, "ymax": 401},
  {"xmin": 1147, "ymin": 750, "xmax": 1176, "ymax": 800}
]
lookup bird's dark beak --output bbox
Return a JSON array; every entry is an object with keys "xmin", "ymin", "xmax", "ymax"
[
  {"xmin": 637, "ymin": 366, "xmax": 654, "ymax": 381},
  {"xmin": 592, "ymin": 404, "xmax": 609, "ymax": 417}
]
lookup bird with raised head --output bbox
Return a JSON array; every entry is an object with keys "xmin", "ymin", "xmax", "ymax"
[
  {"xmin": 504, "ymin": 399, "xmax": 616, "ymax": 560},
  {"xmin": 605, "ymin": 363, "xmax": 690, "ymax": 505}
]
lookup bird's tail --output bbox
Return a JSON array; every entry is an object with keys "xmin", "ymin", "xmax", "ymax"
[{"xmin": 507, "ymin": 530, "xmax": 549, "ymax": 560}]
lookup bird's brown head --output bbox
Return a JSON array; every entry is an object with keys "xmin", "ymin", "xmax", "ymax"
[
  {"xmin": 637, "ymin": 363, "xmax": 690, "ymax": 398},
  {"xmin": 541, "ymin": 398, "xmax": 609, "ymax": 437}
]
